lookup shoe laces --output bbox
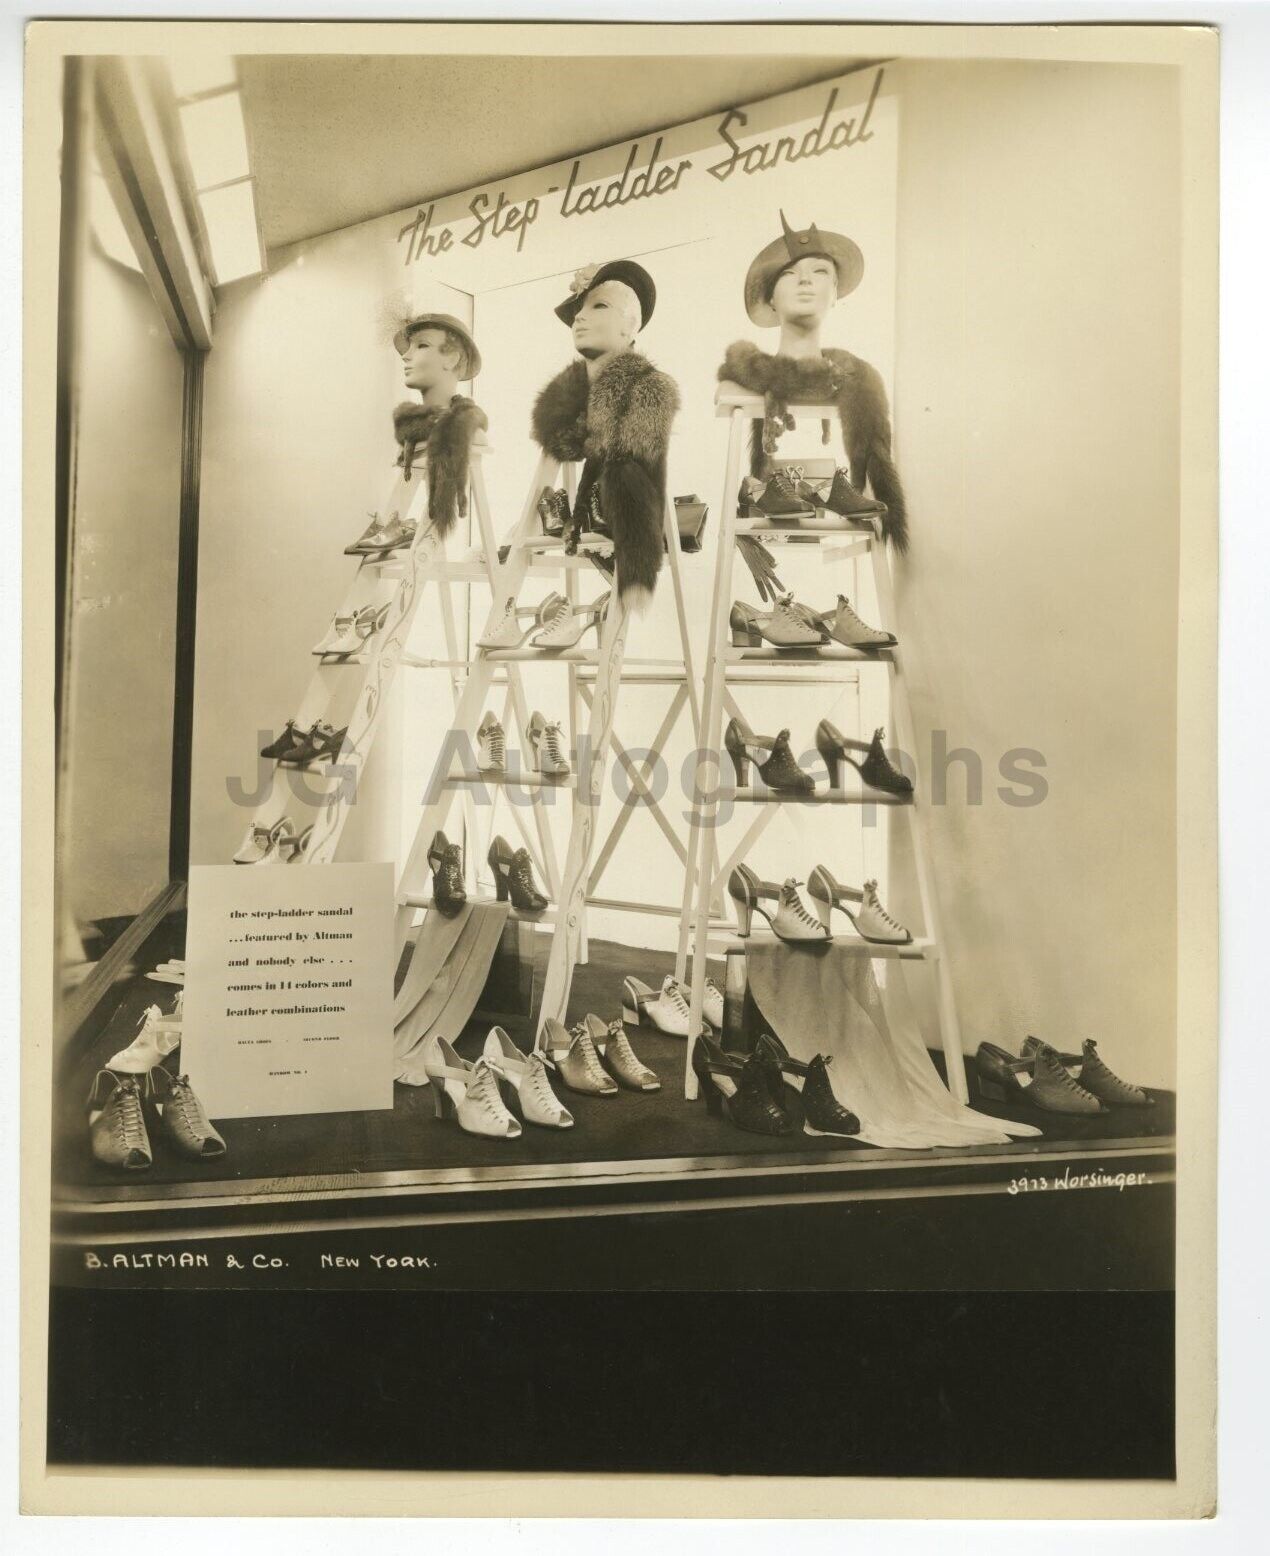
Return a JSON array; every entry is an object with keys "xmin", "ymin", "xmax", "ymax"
[
  {"xmin": 523, "ymin": 1054, "xmax": 557, "ymax": 1110},
  {"xmin": 568, "ymin": 1023, "xmax": 608, "ymax": 1084},
  {"xmin": 1036, "ymin": 1045, "xmax": 1093, "ymax": 1097},
  {"xmin": 863, "ymin": 881, "xmax": 904, "ymax": 933},
  {"xmin": 468, "ymin": 1058, "xmax": 506, "ymax": 1117},
  {"xmin": 165, "ymin": 1074, "xmax": 209, "ymax": 1131},
  {"xmin": 540, "ymin": 721, "xmax": 566, "ymax": 764},
  {"xmin": 113, "ymin": 1079, "xmax": 147, "ymax": 1148},
  {"xmin": 780, "ymin": 880, "xmax": 822, "ymax": 930},
  {"xmin": 483, "ymin": 722, "xmax": 505, "ymax": 763},
  {"xmin": 837, "ymin": 595, "xmax": 869, "ymax": 629},
  {"xmin": 512, "ymin": 850, "xmax": 538, "ymax": 891},
  {"xmin": 870, "ymin": 727, "xmax": 905, "ymax": 778},
  {"xmin": 663, "ymin": 978, "xmax": 691, "ymax": 1018},
  {"xmin": 704, "ymin": 978, "xmax": 723, "ymax": 1005}
]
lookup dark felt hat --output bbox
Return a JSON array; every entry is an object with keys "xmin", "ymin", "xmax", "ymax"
[
  {"xmin": 744, "ymin": 212, "xmax": 864, "ymax": 327},
  {"xmin": 555, "ymin": 259, "xmax": 656, "ymax": 329},
  {"xmin": 393, "ymin": 311, "xmax": 482, "ymax": 377}
]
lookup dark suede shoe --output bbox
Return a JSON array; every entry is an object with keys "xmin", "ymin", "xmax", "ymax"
[{"xmin": 1021, "ymin": 1036, "xmax": 1154, "ymax": 1107}]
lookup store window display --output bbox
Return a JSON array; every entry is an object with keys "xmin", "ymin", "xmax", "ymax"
[{"xmin": 530, "ymin": 259, "xmax": 680, "ymax": 609}]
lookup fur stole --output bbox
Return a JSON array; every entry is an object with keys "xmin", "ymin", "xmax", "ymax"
[
  {"xmin": 718, "ymin": 341, "xmax": 909, "ymax": 552},
  {"xmin": 531, "ymin": 352, "xmax": 680, "ymax": 608},
  {"xmin": 392, "ymin": 395, "xmax": 488, "ymax": 537}
]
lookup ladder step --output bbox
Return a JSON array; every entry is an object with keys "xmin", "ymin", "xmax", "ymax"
[
  {"xmin": 441, "ymin": 769, "xmax": 576, "ymax": 791},
  {"xmin": 735, "ymin": 519, "xmax": 878, "ymax": 542},
  {"xmin": 725, "ymin": 646, "xmax": 895, "ymax": 665},
  {"xmin": 706, "ymin": 930, "xmax": 935, "ymax": 959},
  {"xmin": 727, "ymin": 785, "xmax": 912, "ymax": 807}
]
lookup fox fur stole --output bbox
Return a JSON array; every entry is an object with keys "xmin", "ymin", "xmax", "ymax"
[
  {"xmin": 392, "ymin": 395, "xmax": 488, "ymax": 537},
  {"xmin": 531, "ymin": 350, "xmax": 680, "ymax": 609},
  {"xmin": 718, "ymin": 340, "xmax": 909, "ymax": 552}
]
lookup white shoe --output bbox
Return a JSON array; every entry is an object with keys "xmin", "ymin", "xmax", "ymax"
[
  {"xmin": 424, "ymin": 1037, "xmax": 521, "ymax": 1138},
  {"xmin": 483, "ymin": 1028, "xmax": 573, "ymax": 1128},
  {"xmin": 476, "ymin": 711, "xmax": 506, "ymax": 772},
  {"xmin": 621, "ymin": 974, "xmax": 697, "ymax": 1038},
  {"xmin": 108, "ymin": 1004, "xmax": 181, "ymax": 1074},
  {"xmin": 527, "ymin": 710, "xmax": 571, "ymax": 777},
  {"xmin": 478, "ymin": 591, "xmax": 565, "ymax": 651},
  {"xmin": 233, "ymin": 817, "xmax": 294, "ymax": 865},
  {"xmin": 849, "ymin": 879, "xmax": 911, "ymax": 943},
  {"xmin": 672, "ymin": 976, "xmax": 724, "ymax": 1030},
  {"xmin": 313, "ymin": 611, "xmax": 357, "ymax": 654},
  {"xmin": 528, "ymin": 590, "xmax": 609, "ymax": 651}
]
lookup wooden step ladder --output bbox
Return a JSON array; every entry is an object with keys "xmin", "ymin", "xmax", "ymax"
[
  {"xmin": 677, "ymin": 386, "xmax": 966, "ymax": 1102},
  {"xmin": 391, "ymin": 450, "xmax": 701, "ymax": 1049}
]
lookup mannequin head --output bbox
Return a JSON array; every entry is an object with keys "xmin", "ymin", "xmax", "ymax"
[
  {"xmin": 767, "ymin": 253, "xmax": 840, "ymax": 329},
  {"xmin": 400, "ymin": 324, "xmax": 470, "ymax": 396},
  {"xmin": 571, "ymin": 279, "xmax": 641, "ymax": 361}
]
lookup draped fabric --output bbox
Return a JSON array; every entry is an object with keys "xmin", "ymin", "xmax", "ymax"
[
  {"xmin": 393, "ymin": 900, "xmax": 510, "ymax": 1085},
  {"xmin": 744, "ymin": 944, "xmax": 1041, "ymax": 1148}
]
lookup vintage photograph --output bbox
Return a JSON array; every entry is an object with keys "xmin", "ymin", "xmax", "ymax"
[{"xmin": 24, "ymin": 17, "xmax": 1218, "ymax": 1508}]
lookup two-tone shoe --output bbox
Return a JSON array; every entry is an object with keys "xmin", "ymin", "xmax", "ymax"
[
  {"xmin": 810, "ymin": 595, "xmax": 896, "ymax": 652},
  {"xmin": 975, "ymin": 1041, "xmax": 1106, "ymax": 1114},
  {"xmin": 540, "ymin": 1017, "xmax": 618, "ymax": 1096},
  {"xmin": 807, "ymin": 868, "xmax": 911, "ymax": 943},
  {"xmin": 815, "ymin": 721, "xmax": 913, "ymax": 798},
  {"xmin": 729, "ymin": 593, "xmax": 827, "ymax": 650},
  {"xmin": 727, "ymin": 864, "xmax": 831, "ymax": 945},
  {"xmin": 1020, "ymin": 1036, "xmax": 1154, "ymax": 1108},
  {"xmin": 527, "ymin": 710, "xmax": 571, "ymax": 777},
  {"xmin": 691, "ymin": 1034, "xmax": 800, "ymax": 1135},
  {"xmin": 145, "ymin": 1067, "xmax": 226, "ymax": 1159},
  {"xmin": 476, "ymin": 711, "xmax": 506, "ymax": 772},
  {"xmin": 233, "ymin": 815, "xmax": 296, "ymax": 865},
  {"xmin": 724, "ymin": 716, "xmax": 815, "ymax": 794},
  {"xmin": 477, "ymin": 591, "xmax": 566, "ymax": 651},
  {"xmin": 584, "ymin": 1013, "xmax": 660, "ymax": 1091},
  {"xmin": 107, "ymin": 1003, "xmax": 182, "ymax": 1074},
  {"xmin": 87, "ymin": 1070, "xmax": 152, "ymax": 1171},
  {"xmin": 756, "ymin": 1033, "xmax": 859, "ymax": 1137}
]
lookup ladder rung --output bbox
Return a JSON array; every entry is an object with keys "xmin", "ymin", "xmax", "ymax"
[
  {"xmin": 725, "ymin": 646, "xmax": 894, "ymax": 665},
  {"xmin": 706, "ymin": 931, "xmax": 934, "ymax": 959},
  {"xmin": 587, "ymin": 896, "xmax": 708, "ymax": 918},
  {"xmin": 441, "ymin": 770, "xmax": 575, "ymax": 791},
  {"xmin": 725, "ymin": 669, "xmax": 860, "ymax": 687},
  {"xmin": 727, "ymin": 786, "xmax": 912, "ymax": 807},
  {"xmin": 575, "ymin": 670, "xmax": 687, "ymax": 686},
  {"xmin": 734, "ymin": 521, "xmax": 878, "ymax": 543}
]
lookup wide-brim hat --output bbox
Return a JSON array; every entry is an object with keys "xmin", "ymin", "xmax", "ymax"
[
  {"xmin": 555, "ymin": 259, "xmax": 656, "ymax": 329},
  {"xmin": 393, "ymin": 311, "xmax": 482, "ymax": 377},
  {"xmin": 744, "ymin": 212, "xmax": 864, "ymax": 327}
]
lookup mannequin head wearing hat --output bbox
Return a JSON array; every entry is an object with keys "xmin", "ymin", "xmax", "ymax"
[
  {"xmin": 399, "ymin": 323, "xmax": 472, "ymax": 408},
  {"xmin": 768, "ymin": 253, "xmax": 841, "ymax": 360},
  {"xmin": 571, "ymin": 279, "xmax": 642, "ymax": 376}
]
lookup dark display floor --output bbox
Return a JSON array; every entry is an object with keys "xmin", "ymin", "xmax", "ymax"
[{"xmin": 54, "ymin": 920, "xmax": 1175, "ymax": 1236}]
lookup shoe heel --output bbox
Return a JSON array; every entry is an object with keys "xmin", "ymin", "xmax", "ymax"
[
  {"xmin": 822, "ymin": 750, "xmax": 842, "ymax": 788},
  {"xmin": 732, "ymin": 894, "xmax": 754, "ymax": 937},
  {"xmin": 977, "ymin": 1076, "xmax": 1007, "ymax": 1103},
  {"xmin": 494, "ymin": 874, "xmax": 509, "ymax": 903},
  {"xmin": 430, "ymin": 1079, "xmax": 455, "ymax": 1120},
  {"xmin": 811, "ymin": 894, "xmax": 833, "ymax": 932},
  {"xmin": 728, "ymin": 748, "xmax": 750, "ymax": 786},
  {"xmin": 620, "ymin": 1004, "xmax": 641, "ymax": 1027}
]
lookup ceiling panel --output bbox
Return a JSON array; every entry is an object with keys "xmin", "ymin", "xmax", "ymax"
[{"xmin": 237, "ymin": 54, "xmax": 874, "ymax": 252}]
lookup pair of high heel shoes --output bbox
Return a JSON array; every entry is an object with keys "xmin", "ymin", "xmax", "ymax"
[
  {"xmin": 233, "ymin": 814, "xmax": 314, "ymax": 865},
  {"xmin": 724, "ymin": 717, "xmax": 913, "ymax": 799},
  {"xmin": 424, "ymin": 1029, "xmax": 574, "ymax": 1137},
  {"xmin": 88, "ymin": 1064, "xmax": 226, "ymax": 1170},
  {"xmin": 427, "ymin": 831, "xmax": 551, "ymax": 918},
  {"xmin": 538, "ymin": 485, "xmax": 610, "ymax": 554},
  {"xmin": 541, "ymin": 1015, "xmax": 660, "ymax": 1095},
  {"xmin": 692, "ymin": 1031, "xmax": 860, "ymax": 1137},
  {"xmin": 976, "ymin": 1037, "xmax": 1154, "ymax": 1116},
  {"xmin": 261, "ymin": 719, "xmax": 351, "ymax": 771},
  {"xmin": 730, "ymin": 592, "xmax": 895, "ymax": 653},
  {"xmin": 739, "ymin": 466, "xmax": 885, "ymax": 526},
  {"xmin": 476, "ymin": 710, "xmax": 571, "ymax": 778},
  {"xmin": 478, "ymin": 589, "xmax": 611, "ymax": 652},
  {"xmin": 622, "ymin": 973, "xmax": 724, "ymax": 1036},
  {"xmin": 727, "ymin": 864, "xmax": 911, "ymax": 946},
  {"xmin": 312, "ymin": 601, "xmax": 391, "ymax": 656}
]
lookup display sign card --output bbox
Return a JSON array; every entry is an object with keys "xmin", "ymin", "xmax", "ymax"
[{"xmin": 180, "ymin": 863, "xmax": 395, "ymax": 1120}]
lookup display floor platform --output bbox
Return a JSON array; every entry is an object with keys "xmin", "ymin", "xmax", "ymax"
[{"xmin": 54, "ymin": 922, "xmax": 1175, "ymax": 1239}]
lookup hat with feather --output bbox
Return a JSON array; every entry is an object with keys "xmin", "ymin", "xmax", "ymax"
[
  {"xmin": 379, "ymin": 289, "xmax": 482, "ymax": 376},
  {"xmin": 744, "ymin": 212, "xmax": 865, "ymax": 327}
]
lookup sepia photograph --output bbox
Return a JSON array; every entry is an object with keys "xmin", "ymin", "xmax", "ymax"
[{"xmin": 20, "ymin": 14, "xmax": 1221, "ymax": 1518}]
